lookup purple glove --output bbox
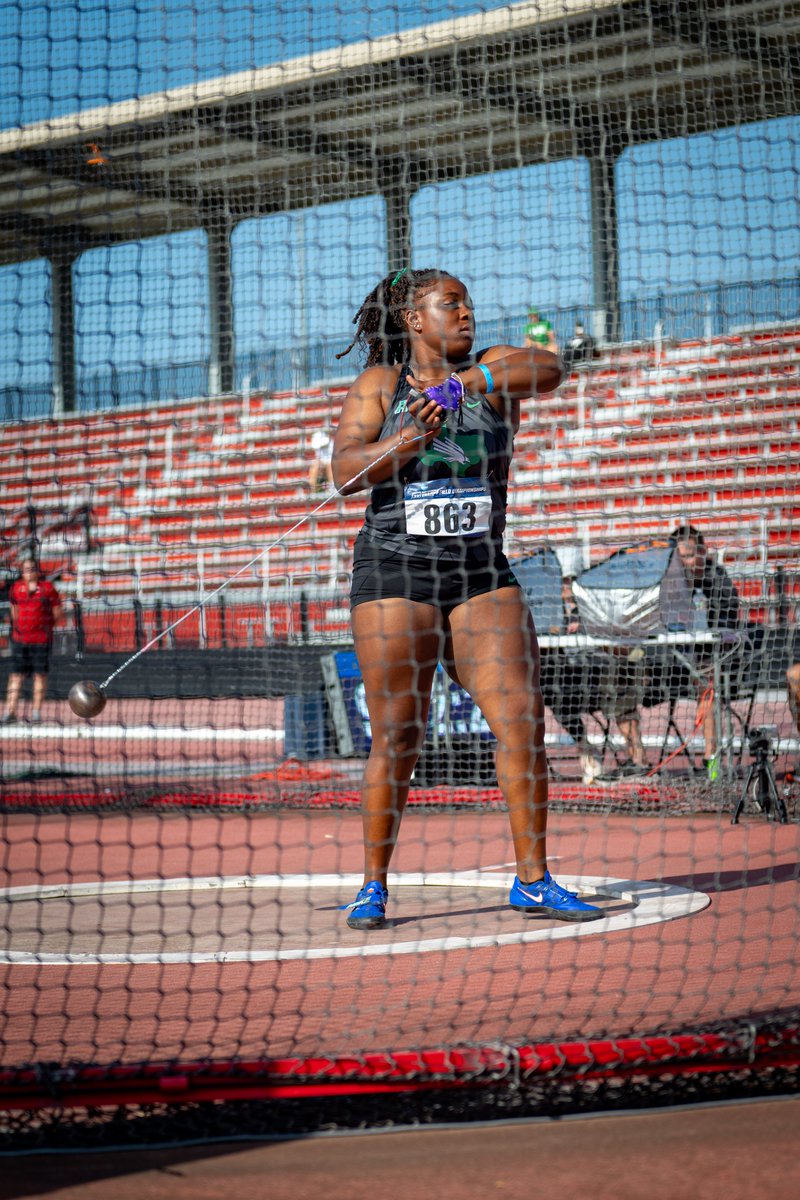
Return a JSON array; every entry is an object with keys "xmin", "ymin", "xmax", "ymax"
[{"xmin": 423, "ymin": 373, "xmax": 465, "ymax": 411}]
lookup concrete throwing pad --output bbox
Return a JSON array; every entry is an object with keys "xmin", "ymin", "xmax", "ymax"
[{"xmin": 0, "ymin": 872, "xmax": 710, "ymax": 964}]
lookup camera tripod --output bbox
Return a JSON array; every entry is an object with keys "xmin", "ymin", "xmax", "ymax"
[{"xmin": 731, "ymin": 730, "xmax": 788, "ymax": 825}]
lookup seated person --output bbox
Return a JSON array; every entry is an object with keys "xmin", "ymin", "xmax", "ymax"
[
  {"xmin": 671, "ymin": 524, "xmax": 741, "ymax": 779},
  {"xmin": 562, "ymin": 321, "xmax": 597, "ymax": 372},
  {"xmin": 540, "ymin": 575, "xmax": 647, "ymax": 783},
  {"xmin": 595, "ymin": 650, "xmax": 648, "ymax": 780},
  {"xmin": 539, "ymin": 576, "xmax": 604, "ymax": 783}
]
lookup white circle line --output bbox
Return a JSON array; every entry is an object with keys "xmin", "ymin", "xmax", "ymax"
[
  {"xmin": 0, "ymin": 724, "xmax": 283, "ymax": 742},
  {"xmin": 0, "ymin": 872, "xmax": 710, "ymax": 965}
]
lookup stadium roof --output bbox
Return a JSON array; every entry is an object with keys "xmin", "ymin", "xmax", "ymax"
[{"xmin": 0, "ymin": 0, "xmax": 798, "ymax": 268}]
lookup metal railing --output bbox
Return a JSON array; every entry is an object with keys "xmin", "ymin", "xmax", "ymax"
[{"xmin": 3, "ymin": 276, "xmax": 798, "ymax": 422}]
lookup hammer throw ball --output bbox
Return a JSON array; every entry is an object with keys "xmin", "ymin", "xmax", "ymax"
[
  {"xmin": 68, "ymin": 680, "xmax": 107, "ymax": 719},
  {"xmin": 423, "ymin": 373, "xmax": 465, "ymax": 411}
]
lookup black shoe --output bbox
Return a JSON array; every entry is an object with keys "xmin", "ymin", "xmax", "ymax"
[
  {"xmin": 596, "ymin": 760, "xmax": 649, "ymax": 783},
  {"xmin": 617, "ymin": 760, "xmax": 649, "ymax": 777},
  {"xmin": 0, "ymin": 712, "xmax": 15, "ymax": 725}
]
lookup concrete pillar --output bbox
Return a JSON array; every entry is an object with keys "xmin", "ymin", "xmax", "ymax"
[
  {"xmin": 383, "ymin": 169, "xmax": 413, "ymax": 275},
  {"xmin": 589, "ymin": 153, "xmax": 620, "ymax": 345},
  {"xmin": 51, "ymin": 254, "xmax": 76, "ymax": 415},
  {"xmin": 207, "ymin": 221, "xmax": 235, "ymax": 396}
]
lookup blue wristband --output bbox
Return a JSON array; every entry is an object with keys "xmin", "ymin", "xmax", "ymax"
[{"xmin": 476, "ymin": 362, "xmax": 494, "ymax": 394}]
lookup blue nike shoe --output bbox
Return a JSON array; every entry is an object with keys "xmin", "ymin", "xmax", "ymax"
[
  {"xmin": 510, "ymin": 871, "xmax": 602, "ymax": 922},
  {"xmin": 342, "ymin": 880, "xmax": 388, "ymax": 929}
]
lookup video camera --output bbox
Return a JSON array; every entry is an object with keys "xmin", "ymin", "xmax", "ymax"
[{"xmin": 747, "ymin": 727, "xmax": 773, "ymax": 758}]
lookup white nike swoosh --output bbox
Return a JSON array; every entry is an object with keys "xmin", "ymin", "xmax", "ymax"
[{"xmin": 518, "ymin": 887, "xmax": 544, "ymax": 902}]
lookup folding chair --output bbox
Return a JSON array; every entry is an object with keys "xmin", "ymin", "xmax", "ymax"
[
  {"xmin": 583, "ymin": 705, "xmax": 623, "ymax": 767},
  {"xmin": 642, "ymin": 644, "xmax": 703, "ymax": 772},
  {"xmin": 541, "ymin": 647, "xmax": 623, "ymax": 779},
  {"xmin": 649, "ymin": 628, "xmax": 760, "ymax": 773}
]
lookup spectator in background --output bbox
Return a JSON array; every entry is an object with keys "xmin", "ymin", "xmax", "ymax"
[
  {"xmin": 594, "ymin": 648, "xmax": 648, "ymax": 780},
  {"xmin": 543, "ymin": 575, "xmax": 604, "ymax": 784},
  {"xmin": 523, "ymin": 307, "xmax": 558, "ymax": 354},
  {"xmin": 541, "ymin": 574, "xmax": 647, "ymax": 783},
  {"xmin": 2, "ymin": 557, "xmax": 63, "ymax": 725},
  {"xmin": 672, "ymin": 527, "xmax": 740, "ymax": 631},
  {"xmin": 308, "ymin": 426, "xmax": 334, "ymax": 492},
  {"xmin": 562, "ymin": 320, "xmax": 597, "ymax": 372},
  {"xmin": 671, "ymin": 524, "xmax": 741, "ymax": 779}
]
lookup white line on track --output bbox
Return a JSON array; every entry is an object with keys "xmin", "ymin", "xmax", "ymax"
[
  {"xmin": 0, "ymin": 871, "xmax": 710, "ymax": 965},
  {"xmin": 0, "ymin": 724, "xmax": 282, "ymax": 741}
]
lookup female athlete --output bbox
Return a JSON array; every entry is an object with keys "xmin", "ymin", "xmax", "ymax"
[{"xmin": 332, "ymin": 268, "xmax": 600, "ymax": 928}]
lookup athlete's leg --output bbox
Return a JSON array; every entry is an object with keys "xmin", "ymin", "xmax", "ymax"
[
  {"xmin": 445, "ymin": 586, "xmax": 548, "ymax": 882},
  {"xmin": 352, "ymin": 598, "xmax": 442, "ymax": 885}
]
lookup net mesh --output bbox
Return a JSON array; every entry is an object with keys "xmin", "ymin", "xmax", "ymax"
[{"xmin": 1, "ymin": 0, "xmax": 799, "ymax": 1145}]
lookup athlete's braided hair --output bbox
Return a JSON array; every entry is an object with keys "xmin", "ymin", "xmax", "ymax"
[{"xmin": 336, "ymin": 268, "xmax": 447, "ymax": 367}]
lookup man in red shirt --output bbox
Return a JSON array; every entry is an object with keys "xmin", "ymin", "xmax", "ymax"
[{"xmin": 2, "ymin": 558, "xmax": 63, "ymax": 724}]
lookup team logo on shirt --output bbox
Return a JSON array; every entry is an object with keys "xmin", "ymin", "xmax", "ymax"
[
  {"xmin": 428, "ymin": 434, "xmax": 468, "ymax": 464},
  {"xmin": 419, "ymin": 431, "xmax": 485, "ymax": 476}
]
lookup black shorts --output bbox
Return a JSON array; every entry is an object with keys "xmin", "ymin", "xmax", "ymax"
[
  {"xmin": 350, "ymin": 533, "xmax": 519, "ymax": 615},
  {"xmin": 11, "ymin": 641, "xmax": 50, "ymax": 676}
]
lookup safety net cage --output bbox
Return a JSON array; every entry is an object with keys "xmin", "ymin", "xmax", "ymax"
[{"xmin": 0, "ymin": 0, "xmax": 799, "ymax": 1149}]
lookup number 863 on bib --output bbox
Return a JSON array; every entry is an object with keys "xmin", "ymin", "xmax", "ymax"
[{"xmin": 404, "ymin": 479, "xmax": 492, "ymax": 537}]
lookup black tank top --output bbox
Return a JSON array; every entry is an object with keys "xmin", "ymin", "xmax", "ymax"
[{"xmin": 361, "ymin": 364, "xmax": 513, "ymax": 557}]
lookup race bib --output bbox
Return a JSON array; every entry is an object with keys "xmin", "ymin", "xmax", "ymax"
[{"xmin": 404, "ymin": 479, "xmax": 491, "ymax": 538}]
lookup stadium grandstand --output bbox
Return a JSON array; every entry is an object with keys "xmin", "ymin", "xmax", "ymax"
[{"xmin": 0, "ymin": 0, "xmax": 799, "ymax": 1149}]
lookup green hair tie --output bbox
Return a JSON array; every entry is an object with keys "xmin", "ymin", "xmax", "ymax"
[{"xmin": 390, "ymin": 267, "xmax": 408, "ymax": 287}]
